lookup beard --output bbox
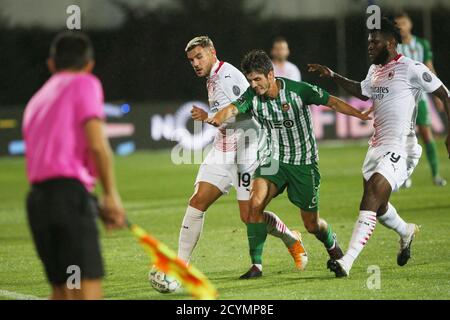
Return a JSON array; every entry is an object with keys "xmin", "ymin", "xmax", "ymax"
[{"xmin": 372, "ymin": 46, "xmax": 390, "ymax": 65}]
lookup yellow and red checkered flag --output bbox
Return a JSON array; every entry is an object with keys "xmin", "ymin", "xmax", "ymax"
[{"xmin": 128, "ymin": 220, "xmax": 218, "ymax": 300}]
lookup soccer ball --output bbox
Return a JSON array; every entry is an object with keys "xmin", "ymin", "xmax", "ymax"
[{"xmin": 149, "ymin": 266, "xmax": 180, "ymax": 293}]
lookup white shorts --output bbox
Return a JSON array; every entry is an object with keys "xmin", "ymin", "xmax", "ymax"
[
  {"xmin": 362, "ymin": 144, "xmax": 422, "ymax": 192},
  {"xmin": 195, "ymin": 146, "xmax": 258, "ymax": 201}
]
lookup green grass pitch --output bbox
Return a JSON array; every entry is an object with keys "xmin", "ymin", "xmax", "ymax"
[{"xmin": 1, "ymin": 140, "xmax": 449, "ymax": 300}]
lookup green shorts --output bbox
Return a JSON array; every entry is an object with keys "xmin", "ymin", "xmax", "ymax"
[
  {"xmin": 416, "ymin": 99, "xmax": 431, "ymax": 126},
  {"xmin": 254, "ymin": 161, "xmax": 321, "ymax": 212}
]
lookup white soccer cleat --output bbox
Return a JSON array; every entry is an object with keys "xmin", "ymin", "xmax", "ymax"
[
  {"xmin": 433, "ymin": 176, "xmax": 447, "ymax": 187},
  {"xmin": 401, "ymin": 178, "xmax": 412, "ymax": 189},
  {"xmin": 397, "ymin": 223, "xmax": 420, "ymax": 266},
  {"xmin": 327, "ymin": 258, "xmax": 350, "ymax": 278}
]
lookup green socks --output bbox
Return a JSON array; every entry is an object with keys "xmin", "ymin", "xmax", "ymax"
[
  {"xmin": 316, "ymin": 224, "xmax": 335, "ymax": 249},
  {"xmin": 247, "ymin": 223, "xmax": 268, "ymax": 265},
  {"xmin": 425, "ymin": 141, "xmax": 439, "ymax": 178}
]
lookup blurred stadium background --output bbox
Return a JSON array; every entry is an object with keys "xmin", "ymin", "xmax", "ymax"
[
  {"xmin": 1, "ymin": 0, "xmax": 449, "ymax": 156},
  {"xmin": 0, "ymin": 0, "xmax": 449, "ymax": 300}
]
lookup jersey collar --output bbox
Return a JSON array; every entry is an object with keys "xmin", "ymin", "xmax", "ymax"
[
  {"xmin": 262, "ymin": 78, "xmax": 285, "ymax": 102},
  {"xmin": 209, "ymin": 60, "xmax": 224, "ymax": 77},
  {"xmin": 379, "ymin": 53, "xmax": 402, "ymax": 68},
  {"xmin": 393, "ymin": 53, "xmax": 402, "ymax": 61}
]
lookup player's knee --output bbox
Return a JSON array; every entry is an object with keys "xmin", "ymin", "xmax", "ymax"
[
  {"xmin": 249, "ymin": 196, "xmax": 264, "ymax": 215},
  {"xmin": 361, "ymin": 182, "xmax": 384, "ymax": 211},
  {"xmin": 303, "ymin": 220, "xmax": 319, "ymax": 234},
  {"xmin": 188, "ymin": 193, "xmax": 209, "ymax": 211},
  {"xmin": 239, "ymin": 208, "xmax": 251, "ymax": 224},
  {"xmin": 247, "ymin": 201, "xmax": 264, "ymax": 223},
  {"xmin": 377, "ymin": 202, "xmax": 389, "ymax": 216}
]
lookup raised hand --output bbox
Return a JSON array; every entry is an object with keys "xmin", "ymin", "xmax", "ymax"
[
  {"xmin": 307, "ymin": 64, "xmax": 334, "ymax": 78},
  {"xmin": 191, "ymin": 105, "xmax": 208, "ymax": 121}
]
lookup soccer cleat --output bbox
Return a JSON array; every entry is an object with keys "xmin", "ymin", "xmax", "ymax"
[
  {"xmin": 401, "ymin": 178, "xmax": 412, "ymax": 189},
  {"xmin": 239, "ymin": 265, "xmax": 262, "ymax": 279},
  {"xmin": 433, "ymin": 176, "xmax": 447, "ymax": 187},
  {"xmin": 326, "ymin": 233, "xmax": 344, "ymax": 260},
  {"xmin": 288, "ymin": 230, "xmax": 308, "ymax": 271},
  {"xmin": 397, "ymin": 223, "xmax": 420, "ymax": 266},
  {"xmin": 327, "ymin": 259, "xmax": 349, "ymax": 278}
]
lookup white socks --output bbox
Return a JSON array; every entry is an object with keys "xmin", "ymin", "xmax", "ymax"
[
  {"xmin": 341, "ymin": 210, "xmax": 377, "ymax": 269},
  {"xmin": 253, "ymin": 264, "xmax": 262, "ymax": 271},
  {"xmin": 262, "ymin": 211, "xmax": 298, "ymax": 247},
  {"xmin": 178, "ymin": 205, "xmax": 205, "ymax": 263},
  {"xmin": 377, "ymin": 203, "xmax": 408, "ymax": 237}
]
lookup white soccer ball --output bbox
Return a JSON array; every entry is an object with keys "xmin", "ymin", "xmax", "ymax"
[{"xmin": 149, "ymin": 266, "xmax": 180, "ymax": 293}]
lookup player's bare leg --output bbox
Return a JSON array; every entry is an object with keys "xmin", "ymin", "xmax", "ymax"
[
  {"xmin": 240, "ymin": 178, "xmax": 305, "ymax": 278},
  {"xmin": 301, "ymin": 210, "xmax": 343, "ymax": 261},
  {"xmin": 328, "ymin": 174, "xmax": 389, "ymax": 277},
  {"xmin": 50, "ymin": 280, "xmax": 102, "ymax": 300},
  {"xmin": 238, "ymin": 200, "xmax": 251, "ymax": 223},
  {"xmin": 418, "ymin": 125, "xmax": 446, "ymax": 186},
  {"xmin": 328, "ymin": 174, "xmax": 417, "ymax": 277},
  {"xmin": 178, "ymin": 182, "xmax": 223, "ymax": 264}
]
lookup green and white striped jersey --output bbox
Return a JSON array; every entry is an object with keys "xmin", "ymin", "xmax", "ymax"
[
  {"xmin": 397, "ymin": 35, "xmax": 433, "ymax": 102},
  {"xmin": 233, "ymin": 77, "xmax": 329, "ymax": 165},
  {"xmin": 397, "ymin": 35, "xmax": 433, "ymax": 64}
]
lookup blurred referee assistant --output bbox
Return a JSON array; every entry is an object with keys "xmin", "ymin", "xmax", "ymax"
[{"xmin": 22, "ymin": 31, "xmax": 126, "ymax": 300}]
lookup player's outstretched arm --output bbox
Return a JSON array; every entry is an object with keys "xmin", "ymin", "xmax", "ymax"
[
  {"xmin": 431, "ymin": 85, "xmax": 450, "ymax": 157},
  {"xmin": 307, "ymin": 64, "xmax": 369, "ymax": 101},
  {"xmin": 204, "ymin": 104, "xmax": 239, "ymax": 127},
  {"xmin": 326, "ymin": 95, "xmax": 372, "ymax": 121}
]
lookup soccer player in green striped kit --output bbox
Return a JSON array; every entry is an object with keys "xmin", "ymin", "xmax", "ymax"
[
  {"xmin": 395, "ymin": 12, "xmax": 446, "ymax": 187},
  {"xmin": 206, "ymin": 50, "xmax": 372, "ymax": 275}
]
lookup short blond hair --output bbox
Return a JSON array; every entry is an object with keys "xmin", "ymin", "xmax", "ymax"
[{"xmin": 185, "ymin": 36, "xmax": 215, "ymax": 52}]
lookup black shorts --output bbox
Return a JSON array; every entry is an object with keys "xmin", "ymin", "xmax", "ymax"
[{"xmin": 26, "ymin": 178, "xmax": 104, "ymax": 285}]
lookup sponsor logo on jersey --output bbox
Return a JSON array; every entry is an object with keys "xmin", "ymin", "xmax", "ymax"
[
  {"xmin": 422, "ymin": 72, "xmax": 432, "ymax": 83},
  {"xmin": 373, "ymin": 87, "xmax": 389, "ymax": 94},
  {"xmin": 262, "ymin": 119, "xmax": 295, "ymax": 129},
  {"xmin": 371, "ymin": 86, "xmax": 389, "ymax": 100},
  {"xmin": 283, "ymin": 119, "xmax": 294, "ymax": 128},
  {"xmin": 233, "ymin": 85, "xmax": 241, "ymax": 96}
]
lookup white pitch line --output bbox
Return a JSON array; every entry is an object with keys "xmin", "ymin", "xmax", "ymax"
[{"xmin": 0, "ymin": 290, "xmax": 44, "ymax": 300}]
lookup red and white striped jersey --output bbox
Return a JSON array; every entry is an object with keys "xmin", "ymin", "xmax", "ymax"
[
  {"xmin": 205, "ymin": 60, "xmax": 259, "ymax": 152},
  {"xmin": 361, "ymin": 54, "xmax": 443, "ymax": 154}
]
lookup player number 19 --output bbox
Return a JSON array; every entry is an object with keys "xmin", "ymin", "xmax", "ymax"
[{"xmin": 238, "ymin": 173, "xmax": 251, "ymax": 187}]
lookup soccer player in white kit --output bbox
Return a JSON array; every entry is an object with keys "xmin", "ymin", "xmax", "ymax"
[
  {"xmin": 308, "ymin": 18, "xmax": 450, "ymax": 277},
  {"xmin": 179, "ymin": 36, "xmax": 307, "ymax": 279},
  {"xmin": 271, "ymin": 37, "xmax": 302, "ymax": 82}
]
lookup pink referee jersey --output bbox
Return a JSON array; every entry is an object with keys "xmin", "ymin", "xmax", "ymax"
[{"xmin": 23, "ymin": 72, "xmax": 105, "ymax": 192}]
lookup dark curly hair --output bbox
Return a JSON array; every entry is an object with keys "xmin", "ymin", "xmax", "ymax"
[
  {"xmin": 369, "ymin": 17, "xmax": 402, "ymax": 44},
  {"xmin": 241, "ymin": 49, "xmax": 273, "ymax": 76}
]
